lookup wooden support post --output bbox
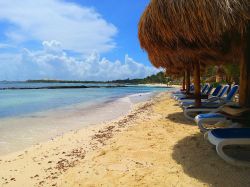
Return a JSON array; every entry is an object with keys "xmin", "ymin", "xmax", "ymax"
[
  {"xmin": 239, "ymin": 24, "xmax": 250, "ymax": 107},
  {"xmin": 193, "ymin": 62, "xmax": 201, "ymax": 107},
  {"xmin": 186, "ymin": 69, "xmax": 191, "ymax": 94},
  {"xmin": 182, "ymin": 72, "xmax": 186, "ymax": 91}
]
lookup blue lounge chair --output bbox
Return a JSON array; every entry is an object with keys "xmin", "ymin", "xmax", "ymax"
[
  {"xmin": 177, "ymin": 84, "xmax": 213, "ymax": 101},
  {"xmin": 173, "ymin": 84, "xmax": 209, "ymax": 100},
  {"xmin": 172, "ymin": 84, "xmax": 194, "ymax": 97},
  {"xmin": 195, "ymin": 105, "xmax": 249, "ymax": 132},
  {"xmin": 178, "ymin": 84, "xmax": 222, "ymax": 103},
  {"xmin": 201, "ymin": 83, "xmax": 210, "ymax": 94},
  {"xmin": 204, "ymin": 84, "xmax": 214, "ymax": 95},
  {"xmin": 209, "ymin": 84, "xmax": 223, "ymax": 97},
  {"xmin": 172, "ymin": 85, "xmax": 193, "ymax": 94},
  {"xmin": 195, "ymin": 113, "xmax": 236, "ymax": 133},
  {"xmin": 180, "ymin": 85, "xmax": 229, "ymax": 107},
  {"xmin": 172, "ymin": 84, "xmax": 195, "ymax": 99},
  {"xmin": 183, "ymin": 85, "xmax": 239, "ymax": 120},
  {"xmin": 206, "ymin": 128, "xmax": 250, "ymax": 166}
]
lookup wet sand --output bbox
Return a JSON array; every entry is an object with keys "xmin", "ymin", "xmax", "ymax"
[{"xmin": 0, "ymin": 92, "xmax": 250, "ymax": 186}]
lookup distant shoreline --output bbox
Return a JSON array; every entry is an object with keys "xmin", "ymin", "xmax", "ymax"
[
  {"xmin": 0, "ymin": 85, "xmax": 127, "ymax": 90},
  {"xmin": 0, "ymin": 82, "xmax": 172, "ymax": 90},
  {"xmin": 0, "ymin": 71, "xmax": 171, "ymax": 85}
]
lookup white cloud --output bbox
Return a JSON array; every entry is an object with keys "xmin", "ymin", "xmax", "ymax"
[
  {"xmin": 0, "ymin": 43, "xmax": 15, "ymax": 49},
  {"xmin": 0, "ymin": 0, "xmax": 117, "ymax": 54},
  {"xmin": 0, "ymin": 41, "xmax": 159, "ymax": 81}
]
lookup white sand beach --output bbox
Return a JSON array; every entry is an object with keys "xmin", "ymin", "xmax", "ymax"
[{"xmin": 0, "ymin": 92, "xmax": 249, "ymax": 187}]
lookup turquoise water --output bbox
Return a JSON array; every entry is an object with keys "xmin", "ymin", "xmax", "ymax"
[
  {"xmin": 0, "ymin": 83, "xmax": 176, "ymax": 155},
  {"xmin": 0, "ymin": 82, "xmax": 172, "ymax": 118}
]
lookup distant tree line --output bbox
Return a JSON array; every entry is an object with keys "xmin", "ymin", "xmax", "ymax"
[
  {"xmin": 109, "ymin": 72, "xmax": 170, "ymax": 84},
  {"xmin": 27, "ymin": 72, "xmax": 170, "ymax": 84}
]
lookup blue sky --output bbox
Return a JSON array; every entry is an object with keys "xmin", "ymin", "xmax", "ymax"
[
  {"xmin": 71, "ymin": 0, "xmax": 151, "ymax": 63},
  {"xmin": 0, "ymin": 0, "xmax": 158, "ymax": 81}
]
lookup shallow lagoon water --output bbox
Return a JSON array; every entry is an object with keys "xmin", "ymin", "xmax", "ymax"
[
  {"xmin": 0, "ymin": 82, "xmax": 175, "ymax": 155},
  {"xmin": 0, "ymin": 83, "xmax": 172, "ymax": 118}
]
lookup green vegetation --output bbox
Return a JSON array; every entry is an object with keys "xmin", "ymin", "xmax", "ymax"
[
  {"xmin": 27, "ymin": 72, "xmax": 170, "ymax": 84},
  {"xmin": 204, "ymin": 65, "xmax": 240, "ymax": 84},
  {"xmin": 110, "ymin": 72, "xmax": 170, "ymax": 84}
]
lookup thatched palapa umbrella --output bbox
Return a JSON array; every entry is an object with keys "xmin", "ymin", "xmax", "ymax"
[
  {"xmin": 139, "ymin": 3, "xmax": 214, "ymax": 106},
  {"xmin": 148, "ymin": 52, "xmax": 190, "ymax": 91},
  {"xmin": 138, "ymin": 0, "xmax": 249, "ymax": 107}
]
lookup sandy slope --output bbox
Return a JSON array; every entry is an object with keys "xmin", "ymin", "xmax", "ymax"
[{"xmin": 0, "ymin": 92, "xmax": 250, "ymax": 187}]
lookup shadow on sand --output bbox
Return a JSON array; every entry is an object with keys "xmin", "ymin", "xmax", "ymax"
[
  {"xmin": 172, "ymin": 133, "xmax": 250, "ymax": 186},
  {"xmin": 166, "ymin": 112, "xmax": 194, "ymax": 126}
]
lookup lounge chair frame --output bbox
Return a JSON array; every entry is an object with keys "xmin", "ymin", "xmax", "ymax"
[{"xmin": 206, "ymin": 130, "xmax": 250, "ymax": 167}]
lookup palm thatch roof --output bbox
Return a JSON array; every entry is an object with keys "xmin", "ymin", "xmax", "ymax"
[
  {"xmin": 138, "ymin": 0, "xmax": 249, "ymax": 107},
  {"xmin": 149, "ymin": 0, "xmax": 249, "ymax": 45},
  {"xmin": 138, "ymin": 0, "xmax": 249, "ymax": 71}
]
